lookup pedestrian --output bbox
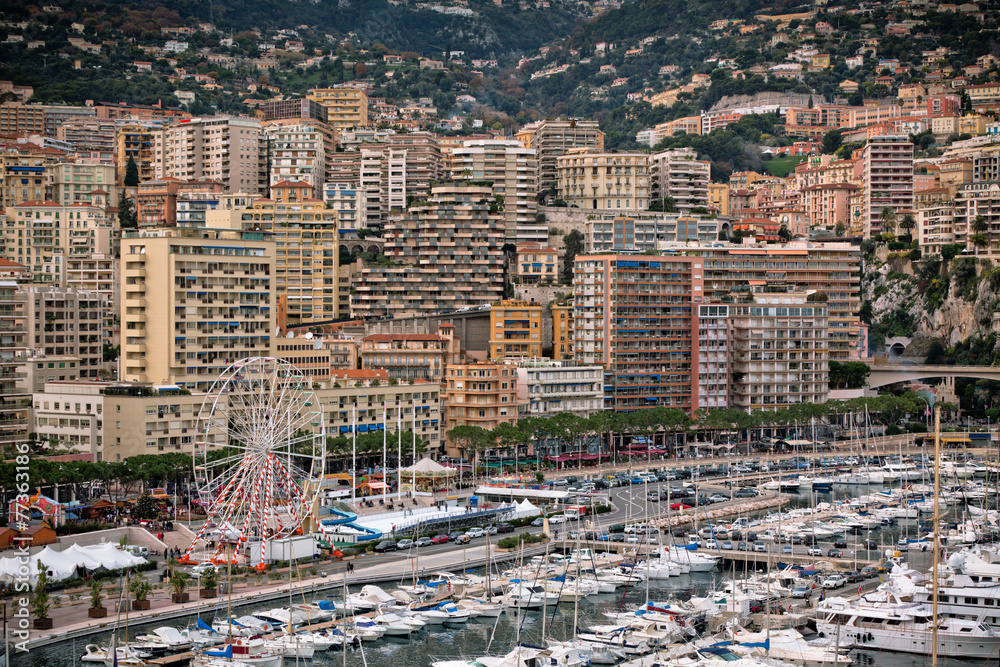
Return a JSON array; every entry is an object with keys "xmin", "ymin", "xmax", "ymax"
[{"xmin": 347, "ymin": 561, "xmax": 354, "ymax": 573}]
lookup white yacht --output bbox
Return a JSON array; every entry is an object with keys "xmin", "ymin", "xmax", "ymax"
[
  {"xmin": 718, "ymin": 626, "xmax": 852, "ymax": 667},
  {"xmin": 501, "ymin": 582, "xmax": 561, "ymax": 610},
  {"xmin": 815, "ymin": 595, "xmax": 1000, "ymax": 658}
]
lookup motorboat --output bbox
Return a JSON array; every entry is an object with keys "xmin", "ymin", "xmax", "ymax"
[
  {"xmin": 135, "ymin": 626, "xmax": 191, "ymax": 650},
  {"xmin": 455, "ymin": 598, "xmax": 504, "ymax": 618},
  {"xmin": 501, "ymin": 582, "xmax": 561, "ymax": 610},
  {"xmin": 82, "ymin": 644, "xmax": 153, "ymax": 664},
  {"xmin": 815, "ymin": 595, "xmax": 1000, "ymax": 658},
  {"xmin": 193, "ymin": 637, "xmax": 283, "ymax": 667},
  {"xmin": 263, "ymin": 634, "xmax": 316, "ymax": 659}
]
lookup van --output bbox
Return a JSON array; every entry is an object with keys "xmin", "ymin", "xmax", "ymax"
[{"xmin": 124, "ymin": 545, "xmax": 148, "ymax": 557}]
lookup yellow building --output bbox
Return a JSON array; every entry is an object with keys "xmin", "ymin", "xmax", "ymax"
[
  {"xmin": 515, "ymin": 118, "xmax": 605, "ymax": 191},
  {"xmin": 444, "ymin": 362, "xmax": 519, "ymax": 455},
  {"xmin": 307, "ymin": 87, "xmax": 369, "ymax": 129},
  {"xmin": 5, "ymin": 201, "xmax": 114, "ymax": 282},
  {"xmin": 514, "ymin": 243, "xmax": 559, "ymax": 284},
  {"xmin": 555, "ymin": 148, "xmax": 650, "ymax": 211},
  {"xmin": 235, "ymin": 181, "xmax": 339, "ymax": 325},
  {"xmin": 119, "ymin": 228, "xmax": 276, "ymax": 391},
  {"xmin": 959, "ymin": 115, "xmax": 987, "ymax": 136},
  {"xmin": 551, "ymin": 301, "xmax": 574, "ymax": 360},
  {"xmin": 489, "ymin": 300, "xmax": 543, "ymax": 360},
  {"xmin": 115, "ymin": 122, "xmax": 157, "ymax": 185},
  {"xmin": 708, "ymin": 183, "xmax": 731, "ymax": 216},
  {"xmin": 811, "ymin": 53, "xmax": 831, "ymax": 68}
]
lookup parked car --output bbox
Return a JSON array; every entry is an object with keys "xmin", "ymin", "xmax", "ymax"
[
  {"xmin": 486, "ymin": 525, "xmax": 498, "ymax": 535},
  {"xmin": 396, "ymin": 538, "xmax": 414, "ymax": 550},
  {"xmin": 828, "ymin": 548, "xmax": 843, "ymax": 558},
  {"xmin": 833, "ymin": 539, "xmax": 848, "ymax": 549},
  {"xmin": 753, "ymin": 542, "xmax": 767, "ymax": 552},
  {"xmin": 454, "ymin": 534, "xmax": 472, "ymax": 545},
  {"xmin": 190, "ymin": 563, "xmax": 218, "ymax": 578},
  {"xmin": 496, "ymin": 522, "xmax": 515, "ymax": 533},
  {"xmin": 646, "ymin": 491, "xmax": 661, "ymax": 502},
  {"xmin": 466, "ymin": 527, "xmax": 486, "ymax": 539},
  {"xmin": 709, "ymin": 494, "xmax": 729, "ymax": 503},
  {"xmin": 781, "ymin": 546, "xmax": 794, "ymax": 555},
  {"xmin": 860, "ymin": 566, "xmax": 878, "ymax": 578},
  {"xmin": 374, "ymin": 540, "xmax": 397, "ymax": 552},
  {"xmin": 530, "ymin": 517, "xmax": 544, "ymax": 527},
  {"xmin": 721, "ymin": 541, "xmax": 734, "ymax": 550},
  {"xmin": 548, "ymin": 514, "xmax": 568, "ymax": 524},
  {"xmin": 791, "ymin": 585, "xmax": 812, "ymax": 598},
  {"xmin": 448, "ymin": 530, "xmax": 465, "ymax": 541},
  {"xmin": 807, "ymin": 547, "xmax": 823, "ymax": 556},
  {"xmin": 415, "ymin": 537, "xmax": 433, "ymax": 548},
  {"xmin": 430, "ymin": 535, "xmax": 450, "ymax": 545},
  {"xmin": 844, "ymin": 570, "xmax": 863, "ymax": 584},
  {"xmin": 737, "ymin": 542, "xmax": 749, "ymax": 551},
  {"xmin": 596, "ymin": 532, "xmax": 612, "ymax": 541},
  {"xmin": 705, "ymin": 539, "xmax": 718, "ymax": 549},
  {"xmin": 670, "ymin": 503, "xmax": 692, "ymax": 510},
  {"xmin": 735, "ymin": 488, "xmax": 759, "ymax": 498},
  {"xmin": 822, "ymin": 574, "xmax": 847, "ymax": 589}
]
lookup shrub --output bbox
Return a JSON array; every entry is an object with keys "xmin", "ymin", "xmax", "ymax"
[{"xmin": 497, "ymin": 533, "xmax": 547, "ymax": 549}]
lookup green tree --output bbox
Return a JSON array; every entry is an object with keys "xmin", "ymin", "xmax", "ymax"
[
  {"xmin": 778, "ymin": 225, "xmax": 792, "ymax": 242},
  {"xmin": 124, "ymin": 155, "xmax": 140, "ymax": 187},
  {"xmin": 562, "ymin": 230, "xmax": 584, "ymax": 284},
  {"xmin": 821, "ymin": 129, "xmax": 843, "ymax": 154},
  {"xmin": 117, "ymin": 192, "xmax": 138, "ymax": 230},
  {"xmin": 135, "ymin": 493, "xmax": 159, "ymax": 520},
  {"xmin": 32, "ymin": 563, "xmax": 50, "ymax": 621}
]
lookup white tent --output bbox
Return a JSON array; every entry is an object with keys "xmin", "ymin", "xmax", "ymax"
[
  {"xmin": 85, "ymin": 543, "xmax": 145, "ymax": 569},
  {"xmin": 400, "ymin": 458, "xmax": 455, "ymax": 476},
  {"xmin": 32, "ymin": 546, "xmax": 77, "ymax": 580},
  {"xmin": 511, "ymin": 499, "xmax": 541, "ymax": 519},
  {"xmin": 64, "ymin": 543, "xmax": 106, "ymax": 569}
]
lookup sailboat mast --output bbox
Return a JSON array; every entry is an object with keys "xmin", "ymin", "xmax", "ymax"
[{"xmin": 931, "ymin": 405, "xmax": 941, "ymax": 667}]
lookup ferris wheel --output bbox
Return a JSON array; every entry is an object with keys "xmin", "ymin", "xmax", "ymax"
[{"xmin": 180, "ymin": 357, "xmax": 326, "ymax": 568}]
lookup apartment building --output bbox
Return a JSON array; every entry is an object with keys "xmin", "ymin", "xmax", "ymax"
[
  {"xmin": 514, "ymin": 243, "xmax": 559, "ymax": 285},
  {"xmin": 260, "ymin": 97, "xmax": 329, "ymax": 123},
  {"xmin": 352, "ymin": 185, "xmax": 505, "ymax": 318},
  {"xmin": 0, "ymin": 281, "xmax": 29, "ymax": 447},
  {"xmin": 708, "ymin": 183, "xmax": 731, "ymax": 216},
  {"xmin": 306, "ymin": 87, "xmax": 369, "ymax": 129},
  {"xmin": 444, "ymin": 362, "xmax": 519, "ymax": 453},
  {"xmin": 116, "ymin": 122, "xmax": 158, "ymax": 184},
  {"xmin": 729, "ymin": 286, "xmax": 829, "ymax": 409},
  {"xmin": 861, "ymin": 135, "xmax": 914, "ymax": 237},
  {"xmin": 800, "ymin": 183, "xmax": 858, "ymax": 231},
  {"xmin": 56, "ymin": 118, "xmax": 118, "ymax": 154},
  {"xmin": 585, "ymin": 214, "xmax": 719, "ymax": 252},
  {"xmin": 489, "ymin": 300, "xmax": 543, "ymax": 360},
  {"xmin": 0, "ymin": 147, "xmax": 55, "ymax": 211},
  {"xmin": 4, "ymin": 201, "xmax": 113, "ymax": 282},
  {"xmin": 917, "ymin": 202, "xmax": 955, "ymax": 256},
  {"xmin": 19, "ymin": 355, "xmax": 81, "ymax": 394},
  {"xmin": 696, "ymin": 304, "xmax": 730, "ymax": 410},
  {"xmin": 119, "ymin": 228, "xmax": 275, "ymax": 390},
  {"xmin": 555, "ymin": 148, "xmax": 650, "ymax": 211},
  {"xmin": 175, "ymin": 181, "xmax": 233, "ymax": 227},
  {"xmin": 273, "ymin": 337, "xmax": 335, "ymax": 383},
  {"xmin": 573, "ymin": 254, "xmax": 704, "ymax": 413},
  {"xmin": 42, "ymin": 104, "xmax": 99, "ymax": 137},
  {"xmin": 515, "ymin": 360, "xmax": 603, "ymax": 418},
  {"xmin": 263, "ymin": 118, "xmax": 340, "ymax": 197},
  {"xmin": 450, "ymin": 139, "xmax": 541, "ymax": 243},
  {"xmin": 237, "ymin": 182, "xmax": 339, "ymax": 325},
  {"xmin": 650, "ymin": 148, "xmax": 710, "ymax": 212},
  {"xmin": 20, "ymin": 285, "xmax": 105, "ymax": 379},
  {"xmin": 515, "ymin": 118, "xmax": 605, "ymax": 192},
  {"xmin": 31, "ymin": 381, "xmax": 203, "ymax": 460},
  {"xmin": 318, "ymin": 372, "xmax": 442, "ymax": 459},
  {"xmin": 0, "ymin": 102, "xmax": 45, "ymax": 135},
  {"xmin": 355, "ymin": 133, "xmax": 443, "ymax": 228},
  {"xmin": 65, "ymin": 254, "xmax": 118, "ymax": 343},
  {"xmin": 551, "ymin": 301, "xmax": 574, "ymax": 361},
  {"xmin": 954, "ymin": 182, "xmax": 1000, "ymax": 256},
  {"xmin": 359, "ymin": 325, "xmax": 460, "ymax": 381},
  {"xmin": 50, "ymin": 162, "xmax": 117, "ymax": 206},
  {"xmin": 684, "ymin": 241, "xmax": 862, "ymax": 360},
  {"xmin": 151, "ymin": 116, "xmax": 262, "ymax": 193},
  {"xmin": 322, "ymin": 183, "xmax": 367, "ymax": 233},
  {"xmin": 102, "ymin": 384, "xmax": 206, "ymax": 461}
]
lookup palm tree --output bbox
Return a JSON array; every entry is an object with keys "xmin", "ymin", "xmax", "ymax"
[
  {"xmin": 879, "ymin": 206, "xmax": 897, "ymax": 237},
  {"xmin": 898, "ymin": 213, "xmax": 916, "ymax": 242}
]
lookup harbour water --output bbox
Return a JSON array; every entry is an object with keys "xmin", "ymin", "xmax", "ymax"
[{"xmin": 14, "ymin": 479, "xmax": 996, "ymax": 666}]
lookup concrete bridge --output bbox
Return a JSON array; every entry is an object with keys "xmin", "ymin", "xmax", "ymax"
[{"xmin": 866, "ymin": 363, "xmax": 1000, "ymax": 388}]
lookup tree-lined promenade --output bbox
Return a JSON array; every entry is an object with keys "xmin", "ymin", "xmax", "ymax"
[{"xmin": 2, "ymin": 392, "xmax": 957, "ymax": 504}]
